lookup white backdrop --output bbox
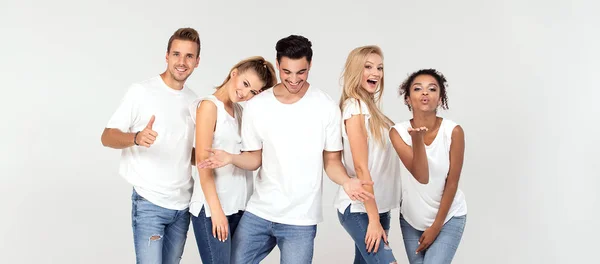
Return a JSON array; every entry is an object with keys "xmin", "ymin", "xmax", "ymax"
[{"xmin": 1, "ymin": 0, "xmax": 598, "ymax": 263}]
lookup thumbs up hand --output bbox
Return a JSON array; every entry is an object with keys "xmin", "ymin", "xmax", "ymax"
[{"xmin": 135, "ymin": 115, "xmax": 158, "ymax": 147}]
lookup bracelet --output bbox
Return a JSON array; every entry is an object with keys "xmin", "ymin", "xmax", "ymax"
[{"xmin": 134, "ymin": 131, "xmax": 140, "ymax": 146}]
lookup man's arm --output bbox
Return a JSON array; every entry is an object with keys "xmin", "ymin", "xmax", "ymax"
[
  {"xmin": 232, "ymin": 150, "xmax": 262, "ymax": 170},
  {"xmin": 101, "ymin": 128, "xmax": 136, "ymax": 149},
  {"xmin": 101, "ymin": 84, "xmax": 160, "ymax": 150},
  {"xmin": 101, "ymin": 115, "xmax": 157, "ymax": 149},
  {"xmin": 323, "ymin": 150, "xmax": 350, "ymax": 186},
  {"xmin": 323, "ymin": 150, "xmax": 374, "ymax": 202},
  {"xmin": 197, "ymin": 149, "xmax": 262, "ymax": 171}
]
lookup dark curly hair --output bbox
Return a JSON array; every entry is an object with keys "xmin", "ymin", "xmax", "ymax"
[{"xmin": 398, "ymin": 69, "xmax": 449, "ymax": 111}]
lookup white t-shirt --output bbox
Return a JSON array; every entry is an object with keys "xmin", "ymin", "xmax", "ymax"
[
  {"xmin": 394, "ymin": 118, "xmax": 468, "ymax": 231},
  {"xmin": 334, "ymin": 98, "xmax": 402, "ymax": 214},
  {"xmin": 241, "ymin": 86, "xmax": 343, "ymax": 226},
  {"xmin": 106, "ymin": 75, "xmax": 198, "ymax": 210},
  {"xmin": 188, "ymin": 95, "xmax": 253, "ymax": 218}
]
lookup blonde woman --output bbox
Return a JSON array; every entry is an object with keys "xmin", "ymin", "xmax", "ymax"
[
  {"xmin": 189, "ymin": 56, "xmax": 276, "ymax": 264},
  {"xmin": 334, "ymin": 46, "xmax": 402, "ymax": 264}
]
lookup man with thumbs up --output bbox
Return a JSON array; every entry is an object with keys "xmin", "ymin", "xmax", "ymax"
[
  {"xmin": 134, "ymin": 115, "xmax": 158, "ymax": 148},
  {"xmin": 101, "ymin": 28, "xmax": 200, "ymax": 264}
]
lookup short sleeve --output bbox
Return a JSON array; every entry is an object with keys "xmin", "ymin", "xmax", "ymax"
[
  {"xmin": 240, "ymin": 100, "xmax": 262, "ymax": 151},
  {"xmin": 392, "ymin": 122, "xmax": 412, "ymax": 146},
  {"xmin": 324, "ymin": 102, "xmax": 343, "ymax": 151},
  {"xmin": 188, "ymin": 98, "xmax": 202, "ymax": 125},
  {"xmin": 342, "ymin": 98, "xmax": 371, "ymax": 121},
  {"xmin": 106, "ymin": 84, "xmax": 142, "ymax": 132},
  {"xmin": 188, "ymin": 96, "xmax": 219, "ymax": 125}
]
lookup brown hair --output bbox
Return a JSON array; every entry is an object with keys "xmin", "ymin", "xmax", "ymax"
[
  {"xmin": 216, "ymin": 56, "xmax": 277, "ymax": 91},
  {"xmin": 167, "ymin": 27, "xmax": 201, "ymax": 57}
]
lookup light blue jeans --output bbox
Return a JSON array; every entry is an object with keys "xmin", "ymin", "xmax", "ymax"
[
  {"xmin": 231, "ymin": 211, "xmax": 317, "ymax": 264},
  {"xmin": 337, "ymin": 205, "xmax": 397, "ymax": 264},
  {"xmin": 400, "ymin": 214, "xmax": 466, "ymax": 264},
  {"xmin": 131, "ymin": 188, "xmax": 190, "ymax": 264}
]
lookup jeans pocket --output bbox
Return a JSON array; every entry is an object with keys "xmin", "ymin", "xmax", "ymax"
[{"xmin": 338, "ymin": 205, "xmax": 353, "ymax": 225}]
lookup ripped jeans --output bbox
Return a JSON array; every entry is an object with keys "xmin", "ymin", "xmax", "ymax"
[
  {"xmin": 337, "ymin": 205, "xmax": 397, "ymax": 264},
  {"xmin": 132, "ymin": 188, "xmax": 190, "ymax": 264}
]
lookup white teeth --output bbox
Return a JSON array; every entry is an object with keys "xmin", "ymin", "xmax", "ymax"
[{"xmin": 176, "ymin": 68, "xmax": 186, "ymax": 72}]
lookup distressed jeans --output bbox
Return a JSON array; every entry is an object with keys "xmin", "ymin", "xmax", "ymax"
[
  {"xmin": 337, "ymin": 205, "xmax": 397, "ymax": 264},
  {"xmin": 131, "ymin": 188, "xmax": 190, "ymax": 264}
]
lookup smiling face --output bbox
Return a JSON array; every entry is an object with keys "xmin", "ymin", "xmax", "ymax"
[
  {"xmin": 276, "ymin": 56, "xmax": 310, "ymax": 94},
  {"xmin": 360, "ymin": 53, "xmax": 383, "ymax": 94},
  {"xmin": 227, "ymin": 69, "xmax": 265, "ymax": 103},
  {"xmin": 407, "ymin": 74, "xmax": 442, "ymax": 113},
  {"xmin": 165, "ymin": 39, "xmax": 200, "ymax": 83}
]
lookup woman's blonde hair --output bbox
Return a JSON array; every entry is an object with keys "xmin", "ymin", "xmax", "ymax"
[
  {"xmin": 339, "ymin": 45, "xmax": 394, "ymax": 146},
  {"xmin": 216, "ymin": 56, "xmax": 277, "ymax": 90}
]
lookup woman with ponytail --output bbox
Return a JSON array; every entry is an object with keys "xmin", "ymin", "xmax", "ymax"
[{"xmin": 188, "ymin": 56, "xmax": 276, "ymax": 264}]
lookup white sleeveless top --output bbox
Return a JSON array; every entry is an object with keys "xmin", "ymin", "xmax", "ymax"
[
  {"xmin": 334, "ymin": 98, "xmax": 402, "ymax": 214},
  {"xmin": 394, "ymin": 118, "xmax": 468, "ymax": 231},
  {"xmin": 188, "ymin": 95, "xmax": 253, "ymax": 217}
]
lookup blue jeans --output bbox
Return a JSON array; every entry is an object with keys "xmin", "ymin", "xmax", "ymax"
[
  {"xmin": 131, "ymin": 189, "xmax": 190, "ymax": 264},
  {"xmin": 231, "ymin": 211, "xmax": 317, "ymax": 264},
  {"xmin": 400, "ymin": 214, "xmax": 466, "ymax": 264},
  {"xmin": 337, "ymin": 205, "xmax": 396, "ymax": 264},
  {"xmin": 191, "ymin": 206, "xmax": 244, "ymax": 264}
]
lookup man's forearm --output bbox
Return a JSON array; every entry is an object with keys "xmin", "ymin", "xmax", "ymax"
[
  {"xmin": 324, "ymin": 158, "xmax": 350, "ymax": 186},
  {"xmin": 101, "ymin": 128, "xmax": 135, "ymax": 149},
  {"xmin": 324, "ymin": 151, "xmax": 375, "ymax": 203},
  {"xmin": 232, "ymin": 150, "xmax": 262, "ymax": 171}
]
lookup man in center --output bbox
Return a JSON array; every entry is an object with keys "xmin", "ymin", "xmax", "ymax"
[{"xmin": 198, "ymin": 35, "xmax": 374, "ymax": 263}]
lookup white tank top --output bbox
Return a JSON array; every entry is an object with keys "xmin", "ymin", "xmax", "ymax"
[
  {"xmin": 334, "ymin": 98, "xmax": 402, "ymax": 214},
  {"xmin": 394, "ymin": 118, "xmax": 468, "ymax": 231},
  {"xmin": 188, "ymin": 95, "xmax": 253, "ymax": 217}
]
